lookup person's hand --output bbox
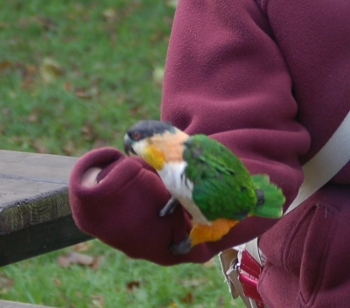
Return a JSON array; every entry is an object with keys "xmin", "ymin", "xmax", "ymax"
[{"xmin": 69, "ymin": 147, "xmax": 209, "ymax": 265}]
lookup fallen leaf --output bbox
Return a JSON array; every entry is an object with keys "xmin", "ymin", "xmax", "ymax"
[
  {"xmin": 103, "ymin": 8, "xmax": 117, "ymax": 22},
  {"xmin": 126, "ymin": 280, "xmax": 140, "ymax": 292},
  {"xmin": 91, "ymin": 256, "xmax": 104, "ymax": 270},
  {"xmin": 0, "ymin": 274, "xmax": 14, "ymax": 295},
  {"xmin": 21, "ymin": 64, "xmax": 38, "ymax": 89},
  {"xmin": 0, "ymin": 60, "xmax": 13, "ymax": 71},
  {"xmin": 81, "ymin": 125, "xmax": 92, "ymax": 135},
  {"xmin": 81, "ymin": 122, "xmax": 97, "ymax": 141},
  {"xmin": 63, "ymin": 81, "xmax": 72, "ymax": 91},
  {"xmin": 57, "ymin": 252, "xmax": 94, "ymax": 268},
  {"xmin": 72, "ymin": 242, "xmax": 93, "ymax": 252},
  {"xmin": 167, "ymin": 0, "xmax": 178, "ymax": 8},
  {"xmin": 91, "ymin": 294, "xmax": 104, "ymax": 308},
  {"xmin": 153, "ymin": 66, "xmax": 164, "ymax": 86},
  {"xmin": 74, "ymin": 87, "xmax": 93, "ymax": 99},
  {"xmin": 181, "ymin": 292, "xmax": 194, "ymax": 304},
  {"xmin": 40, "ymin": 57, "xmax": 62, "ymax": 84}
]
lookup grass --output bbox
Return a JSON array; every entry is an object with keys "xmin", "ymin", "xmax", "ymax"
[
  {"xmin": 0, "ymin": 240, "xmax": 239, "ymax": 308},
  {"xmin": 0, "ymin": 0, "xmax": 169, "ymax": 154},
  {"xmin": 0, "ymin": 1, "xmax": 245, "ymax": 307}
]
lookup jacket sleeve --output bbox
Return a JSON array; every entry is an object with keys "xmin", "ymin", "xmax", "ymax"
[
  {"xmin": 69, "ymin": 0, "xmax": 311, "ymax": 266},
  {"xmin": 161, "ymin": 0, "xmax": 310, "ymax": 252},
  {"xmin": 69, "ymin": 147, "xmax": 220, "ymax": 265}
]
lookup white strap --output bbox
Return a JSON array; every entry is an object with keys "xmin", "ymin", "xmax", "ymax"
[
  {"xmin": 245, "ymin": 238, "xmax": 262, "ymax": 265},
  {"xmin": 285, "ymin": 110, "xmax": 350, "ymax": 214},
  {"xmin": 226, "ymin": 111, "xmax": 350, "ymax": 308},
  {"xmin": 245, "ymin": 111, "xmax": 350, "ymax": 266}
]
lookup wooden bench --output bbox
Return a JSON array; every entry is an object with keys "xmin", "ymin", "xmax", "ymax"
[
  {"xmin": 0, "ymin": 300, "xmax": 55, "ymax": 308},
  {"xmin": 0, "ymin": 150, "xmax": 93, "ymax": 307}
]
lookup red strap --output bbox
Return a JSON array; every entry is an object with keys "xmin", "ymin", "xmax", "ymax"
[
  {"xmin": 240, "ymin": 250, "xmax": 262, "ymax": 278},
  {"xmin": 239, "ymin": 250, "xmax": 265, "ymax": 306}
]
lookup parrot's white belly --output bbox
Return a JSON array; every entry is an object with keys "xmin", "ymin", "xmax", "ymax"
[{"xmin": 158, "ymin": 161, "xmax": 210, "ymax": 225}]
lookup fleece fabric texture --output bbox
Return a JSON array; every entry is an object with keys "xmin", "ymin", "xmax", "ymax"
[
  {"xmin": 69, "ymin": 0, "xmax": 350, "ymax": 306},
  {"xmin": 259, "ymin": 184, "xmax": 350, "ymax": 308}
]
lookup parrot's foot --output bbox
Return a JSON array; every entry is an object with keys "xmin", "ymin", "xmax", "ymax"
[
  {"xmin": 171, "ymin": 237, "xmax": 192, "ymax": 255},
  {"xmin": 159, "ymin": 197, "xmax": 180, "ymax": 216}
]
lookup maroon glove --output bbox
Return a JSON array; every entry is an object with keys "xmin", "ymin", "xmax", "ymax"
[{"xmin": 69, "ymin": 147, "xmax": 214, "ymax": 265}]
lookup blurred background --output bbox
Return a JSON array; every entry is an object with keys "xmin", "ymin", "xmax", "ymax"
[{"xmin": 0, "ymin": 1, "xmax": 244, "ymax": 307}]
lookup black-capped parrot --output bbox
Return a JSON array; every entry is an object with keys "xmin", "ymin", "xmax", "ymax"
[{"xmin": 123, "ymin": 120, "xmax": 285, "ymax": 254}]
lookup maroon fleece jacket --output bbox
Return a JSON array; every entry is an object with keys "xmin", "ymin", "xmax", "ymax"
[{"xmin": 69, "ymin": 1, "xmax": 350, "ymax": 306}]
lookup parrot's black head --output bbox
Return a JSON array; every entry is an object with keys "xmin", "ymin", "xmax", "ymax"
[
  {"xmin": 123, "ymin": 120, "xmax": 176, "ymax": 155},
  {"xmin": 123, "ymin": 120, "xmax": 190, "ymax": 170}
]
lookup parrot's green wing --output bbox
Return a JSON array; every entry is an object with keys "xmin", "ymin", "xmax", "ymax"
[
  {"xmin": 183, "ymin": 135, "xmax": 257, "ymax": 221},
  {"xmin": 250, "ymin": 174, "xmax": 284, "ymax": 218},
  {"xmin": 183, "ymin": 135, "xmax": 285, "ymax": 221}
]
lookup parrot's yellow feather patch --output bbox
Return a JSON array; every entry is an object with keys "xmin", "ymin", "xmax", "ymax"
[
  {"xmin": 189, "ymin": 219, "xmax": 239, "ymax": 246},
  {"xmin": 143, "ymin": 144, "xmax": 166, "ymax": 170}
]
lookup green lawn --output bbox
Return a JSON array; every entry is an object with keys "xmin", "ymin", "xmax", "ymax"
[
  {"xmin": 1, "ymin": 240, "xmax": 241, "ymax": 308},
  {"xmin": 0, "ymin": 0, "xmax": 169, "ymax": 154},
  {"xmin": 0, "ymin": 1, "xmax": 245, "ymax": 307}
]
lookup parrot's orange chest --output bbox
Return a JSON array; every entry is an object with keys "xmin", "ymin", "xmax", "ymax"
[
  {"xmin": 189, "ymin": 219, "xmax": 239, "ymax": 246},
  {"xmin": 144, "ymin": 131, "xmax": 188, "ymax": 171}
]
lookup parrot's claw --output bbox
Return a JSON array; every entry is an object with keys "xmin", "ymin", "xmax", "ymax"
[
  {"xmin": 171, "ymin": 237, "xmax": 192, "ymax": 255},
  {"xmin": 159, "ymin": 197, "xmax": 180, "ymax": 216}
]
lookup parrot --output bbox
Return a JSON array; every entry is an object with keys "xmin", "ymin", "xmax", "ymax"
[{"xmin": 123, "ymin": 120, "xmax": 285, "ymax": 255}]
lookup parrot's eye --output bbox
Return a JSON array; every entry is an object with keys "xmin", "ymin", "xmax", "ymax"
[{"xmin": 132, "ymin": 132, "xmax": 142, "ymax": 141}]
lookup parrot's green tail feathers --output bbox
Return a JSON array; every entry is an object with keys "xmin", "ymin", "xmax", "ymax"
[{"xmin": 250, "ymin": 175, "xmax": 285, "ymax": 219}]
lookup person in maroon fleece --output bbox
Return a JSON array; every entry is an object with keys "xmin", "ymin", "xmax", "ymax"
[{"xmin": 69, "ymin": 1, "xmax": 350, "ymax": 307}]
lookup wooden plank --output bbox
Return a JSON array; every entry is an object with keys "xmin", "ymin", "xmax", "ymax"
[
  {"xmin": 0, "ymin": 186, "xmax": 72, "ymax": 235},
  {"xmin": 0, "ymin": 150, "xmax": 77, "ymax": 182},
  {"xmin": 0, "ymin": 215, "xmax": 93, "ymax": 267},
  {"xmin": 0, "ymin": 299, "xmax": 55, "ymax": 307},
  {"xmin": 0, "ymin": 150, "xmax": 93, "ymax": 266},
  {"xmin": 0, "ymin": 150, "xmax": 78, "ymax": 234}
]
